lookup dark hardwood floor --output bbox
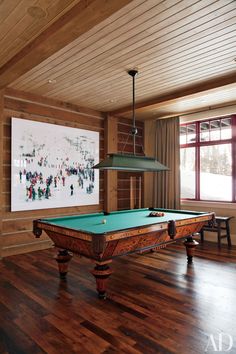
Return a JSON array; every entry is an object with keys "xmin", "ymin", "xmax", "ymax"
[{"xmin": 0, "ymin": 241, "xmax": 235, "ymax": 354}]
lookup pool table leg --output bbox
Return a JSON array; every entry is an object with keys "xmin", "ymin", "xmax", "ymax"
[
  {"xmin": 91, "ymin": 261, "xmax": 112, "ymax": 299},
  {"xmin": 184, "ymin": 236, "xmax": 199, "ymax": 264},
  {"xmin": 55, "ymin": 249, "xmax": 73, "ymax": 279}
]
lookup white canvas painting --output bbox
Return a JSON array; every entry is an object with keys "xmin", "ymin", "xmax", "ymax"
[{"xmin": 11, "ymin": 118, "xmax": 99, "ymax": 211}]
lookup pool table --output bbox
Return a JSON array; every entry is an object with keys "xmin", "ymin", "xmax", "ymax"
[{"xmin": 33, "ymin": 208, "xmax": 214, "ymax": 298}]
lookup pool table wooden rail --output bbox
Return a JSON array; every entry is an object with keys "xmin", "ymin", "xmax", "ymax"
[
  {"xmin": 33, "ymin": 213, "xmax": 212, "ymax": 262},
  {"xmin": 33, "ymin": 210, "xmax": 215, "ymax": 298}
]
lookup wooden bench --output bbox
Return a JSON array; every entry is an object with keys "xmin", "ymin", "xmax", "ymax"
[{"xmin": 200, "ymin": 216, "xmax": 233, "ymax": 248}]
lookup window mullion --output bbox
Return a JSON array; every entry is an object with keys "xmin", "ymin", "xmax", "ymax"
[
  {"xmin": 180, "ymin": 116, "xmax": 233, "ymax": 203},
  {"xmin": 231, "ymin": 115, "xmax": 236, "ymax": 202},
  {"xmin": 196, "ymin": 121, "xmax": 200, "ymax": 200}
]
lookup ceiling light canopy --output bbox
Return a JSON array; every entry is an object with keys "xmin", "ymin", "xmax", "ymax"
[{"xmin": 93, "ymin": 70, "xmax": 169, "ymax": 172}]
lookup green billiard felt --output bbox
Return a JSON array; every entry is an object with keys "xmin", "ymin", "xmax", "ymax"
[{"xmin": 43, "ymin": 208, "xmax": 204, "ymax": 235}]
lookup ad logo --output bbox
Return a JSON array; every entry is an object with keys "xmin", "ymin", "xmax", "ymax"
[{"xmin": 205, "ymin": 333, "xmax": 233, "ymax": 352}]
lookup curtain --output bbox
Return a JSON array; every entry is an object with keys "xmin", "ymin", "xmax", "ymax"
[{"xmin": 153, "ymin": 116, "xmax": 180, "ymax": 209}]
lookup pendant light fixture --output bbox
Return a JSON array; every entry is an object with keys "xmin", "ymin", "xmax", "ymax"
[{"xmin": 93, "ymin": 70, "xmax": 169, "ymax": 172}]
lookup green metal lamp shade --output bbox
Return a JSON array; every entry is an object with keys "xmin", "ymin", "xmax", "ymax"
[{"xmin": 93, "ymin": 153, "xmax": 169, "ymax": 172}]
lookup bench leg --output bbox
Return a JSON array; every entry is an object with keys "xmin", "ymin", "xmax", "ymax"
[
  {"xmin": 226, "ymin": 221, "xmax": 232, "ymax": 248},
  {"xmin": 217, "ymin": 223, "xmax": 221, "ymax": 248},
  {"xmin": 200, "ymin": 229, "xmax": 204, "ymax": 242}
]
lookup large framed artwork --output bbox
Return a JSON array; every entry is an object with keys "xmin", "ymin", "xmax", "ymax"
[{"xmin": 11, "ymin": 118, "xmax": 99, "ymax": 211}]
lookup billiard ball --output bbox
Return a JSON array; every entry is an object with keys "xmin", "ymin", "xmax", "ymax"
[
  {"xmin": 102, "ymin": 219, "xmax": 107, "ymax": 224},
  {"xmin": 149, "ymin": 211, "xmax": 165, "ymax": 217}
]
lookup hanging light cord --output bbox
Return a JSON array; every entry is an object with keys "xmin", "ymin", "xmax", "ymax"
[
  {"xmin": 130, "ymin": 70, "xmax": 138, "ymax": 155},
  {"xmin": 121, "ymin": 70, "xmax": 138, "ymax": 155}
]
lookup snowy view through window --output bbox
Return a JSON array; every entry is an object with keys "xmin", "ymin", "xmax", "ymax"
[
  {"xmin": 11, "ymin": 118, "xmax": 99, "ymax": 211},
  {"xmin": 180, "ymin": 118, "xmax": 232, "ymax": 201}
]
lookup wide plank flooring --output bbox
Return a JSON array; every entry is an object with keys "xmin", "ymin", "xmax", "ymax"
[{"xmin": 0, "ymin": 241, "xmax": 235, "ymax": 354}]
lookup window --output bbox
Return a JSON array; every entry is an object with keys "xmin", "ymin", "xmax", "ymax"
[{"xmin": 180, "ymin": 116, "xmax": 236, "ymax": 202}]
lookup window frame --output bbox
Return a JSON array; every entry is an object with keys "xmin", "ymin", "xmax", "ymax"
[{"xmin": 180, "ymin": 115, "xmax": 236, "ymax": 203}]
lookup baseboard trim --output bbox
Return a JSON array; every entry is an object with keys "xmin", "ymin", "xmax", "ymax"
[{"xmin": 1, "ymin": 240, "xmax": 53, "ymax": 258}]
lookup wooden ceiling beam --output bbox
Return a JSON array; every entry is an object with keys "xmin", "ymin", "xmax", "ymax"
[
  {"xmin": 0, "ymin": 0, "xmax": 134, "ymax": 89},
  {"xmin": 111, "ymin": 72, "xmax": 236, "ymax": 115},
  {"xmin": 4, "ymin": 88, "xmax": 104, "ymax": 119}
]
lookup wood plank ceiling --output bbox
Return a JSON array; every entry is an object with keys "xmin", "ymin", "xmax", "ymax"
[
  {"xmin": 0, "ymin": 0, "xmax": 82, "ymax": 67},
  {"xmin": 1, "ymin": 0, "xmax": 236, "ymax": 119}
]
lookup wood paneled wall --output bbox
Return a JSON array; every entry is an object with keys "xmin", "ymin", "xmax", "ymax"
[
  {"xmin": 0, "ymin": 90, "xmax": 105, "ymax": 257},
  {"xmin": 0, "ymin": 91, "xmax": 4, "ymax": 259},
  {"xmin": 143, "ymin": 119, "xmax": 155, "ymax": 208},
  {"xmin": 0, "ymin": 92, "xmax": 145, "ymax": 257},
  {"xmin": 104, "ymin": 115, "xmax": 118, "ymax": 212},
  {"xmin": 117, "ymin": 117, "xmax": 144, "ymax": 210}
]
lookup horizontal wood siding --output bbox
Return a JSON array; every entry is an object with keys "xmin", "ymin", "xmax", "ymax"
[
  {"xmin": 117, "ymin": 117, "xmax": 144, "ymax": 210},
  {"xmin": 0, "ymin": 91, "xmax": 3, "ymax": 258},
  {"xmin": 1, "ymin": 92, "xmax": 105, "ymax": 257}
]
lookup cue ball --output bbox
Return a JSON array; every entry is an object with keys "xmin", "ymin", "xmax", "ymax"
[{"xmin": 102, "ymin": 219, "xmax": 107, "ymax": 224}]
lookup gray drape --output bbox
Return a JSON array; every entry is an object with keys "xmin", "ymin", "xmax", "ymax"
[{"xmin": 153, "ymin": 117, "xmax": 180, "ymax": 209}]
